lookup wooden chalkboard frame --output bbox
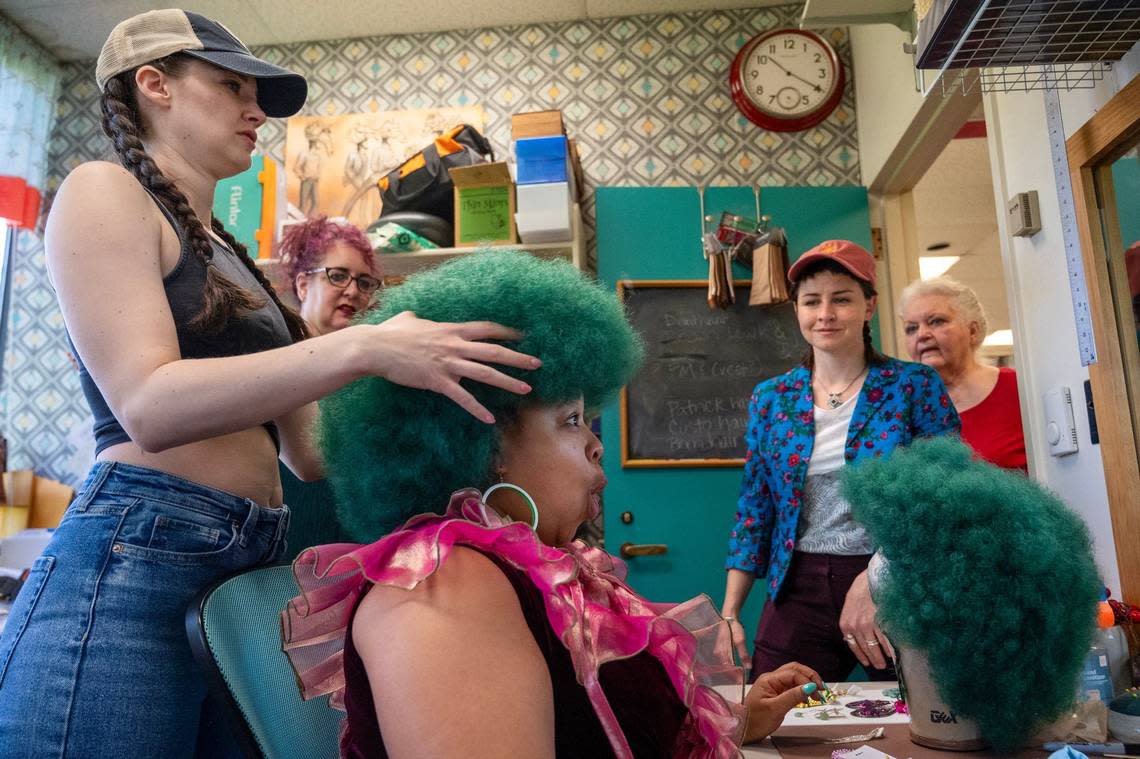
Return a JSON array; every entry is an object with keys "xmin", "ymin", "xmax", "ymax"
[{"xmin": 618, "ymin": 278, "xmax": 765, "ymax": 469}]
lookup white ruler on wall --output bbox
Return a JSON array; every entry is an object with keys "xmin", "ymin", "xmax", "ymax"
[{"xmin": 1044, "ymin": 87, "xmax": 1098, "ymax": 366}]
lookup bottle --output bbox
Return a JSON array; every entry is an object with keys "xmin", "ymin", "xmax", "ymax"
[
  {"xmin": 1079, "ymin": 602, "xmax": 1129, "ymax": 702},
  {"xmin": 1096, "ymin": 602, "xmax": 1132, "ymax": 697},
  {"xmin": 1079, "ymin": 640, "xmax": 1114, "ymax": 702}
]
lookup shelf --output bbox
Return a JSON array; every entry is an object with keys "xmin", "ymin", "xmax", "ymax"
[
  {"xmin": 800, "ymin": 0, "xmax": 914, "ymax": 31},
  {"xmin": 257, "ymin": 204, "xmax": 585, "ymax": 280},
  {"xmin": 376, "ymin": 203, "xmax": 584, "ymax": 277}
]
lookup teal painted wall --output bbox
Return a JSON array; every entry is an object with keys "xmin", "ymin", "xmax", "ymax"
[{"xmin": 596, "ymin": 185, "xmax": 873, "ymax": 647}]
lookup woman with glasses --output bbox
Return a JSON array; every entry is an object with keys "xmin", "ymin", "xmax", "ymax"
[
  {"xmin": 280, "ymin": 216, "xmax": 382, "ymax": 337},
  {"xmin": 277, "ymin": 216, "xmax": 382, "ymax": 558},
  {"xmin": 0, "ymin": 10, "xmax": 537, "ymax": 757}
]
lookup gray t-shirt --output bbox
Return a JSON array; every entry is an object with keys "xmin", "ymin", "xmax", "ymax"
[{"xmin": 795, "ymin": 395, "xmax": 873, "ymax": 555}]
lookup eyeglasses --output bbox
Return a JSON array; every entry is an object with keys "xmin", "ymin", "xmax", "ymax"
[{"xmin": 303, "ymin": 267, "xmax": 382, "ymax": 295}]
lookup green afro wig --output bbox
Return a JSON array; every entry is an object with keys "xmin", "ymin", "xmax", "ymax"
[
  {"xmin": 319, "ymin": 250, "xmax": 644, "ymax": 541},
  {"xmin": 844, "ymin": 437, "xmax": 1100, "ymax": 753}
]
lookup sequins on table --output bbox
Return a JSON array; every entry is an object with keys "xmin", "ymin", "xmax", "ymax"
[
  {"xmin": 847, "ymin": 699, "xmax": 897, "ymax": 718},
  {"xmin": 795, "ymin": 687, "xmax": 838, "ymax": 708}
]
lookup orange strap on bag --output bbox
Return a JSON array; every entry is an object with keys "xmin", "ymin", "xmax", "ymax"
[{"xmin": 376, "ymin": 124, "xmax": 494, "ymax": 225}]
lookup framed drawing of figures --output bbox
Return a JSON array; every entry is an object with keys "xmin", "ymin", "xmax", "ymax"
[{"xmin": 284, "ymin": 106, "xmax": 485, "ymax": 229}]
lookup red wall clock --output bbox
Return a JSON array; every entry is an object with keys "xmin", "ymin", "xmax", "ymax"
[{"xmin": 729, "ymin": 29, "xmax": 845, "ymax": 133}]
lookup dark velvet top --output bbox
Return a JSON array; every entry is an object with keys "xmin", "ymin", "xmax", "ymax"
[{"xmin": 340, "ymin": 550, "xmax": 688, "ymax": 758}]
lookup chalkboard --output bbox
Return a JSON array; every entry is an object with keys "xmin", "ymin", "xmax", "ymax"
[{"xmin": 619, "ymin": 280, "xmax": 806, "ymax": 467}]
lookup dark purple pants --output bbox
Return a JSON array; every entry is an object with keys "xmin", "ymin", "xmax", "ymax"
[{"xmin": 750, "ymin": 551, "xmax": 896, "ymax": 682}]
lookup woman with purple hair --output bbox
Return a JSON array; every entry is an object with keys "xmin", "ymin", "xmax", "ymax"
[
  {"xmin": 279, "ymin": 215, "xmax": 382, "ymax": 337},
  {"xmin": 277, "ymin": 216, "xmax": 384, "ymax": 557}
]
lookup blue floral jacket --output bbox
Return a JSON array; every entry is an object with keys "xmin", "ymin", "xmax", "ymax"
[{"xmin": 725, "ymin": 357, "xmax": 960, "ymax": 598}]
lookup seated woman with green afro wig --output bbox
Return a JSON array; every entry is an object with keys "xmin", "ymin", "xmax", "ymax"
[{"xmin": 282, "ymin": 251, "xmax": 823, "ymax": 758}]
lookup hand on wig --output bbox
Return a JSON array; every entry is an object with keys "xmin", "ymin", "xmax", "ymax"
[
  {"xmin": 839, "ymin": 570, "xmax": 895, "ymax": 670},
  {"xmin": 320, "ymin": 251, "xmax": 644, "ymax": 541},
  {"xmin": 370, "ymin": 311, "xmax": 540, "ymax": 423},
  {"xmin": 743, "ymin": 662, "xmax": 824, "ymax": 743}
]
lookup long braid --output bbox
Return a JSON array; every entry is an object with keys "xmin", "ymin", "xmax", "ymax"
[
  {"xmin": 210, "ymin": 219, "xmax": 309, "ymax": 342},
  {"xmin": 100, "ymin": 60, "xmax": 267, "ymax": 334},
  {"xmin": 862, "ymin": 321, "xmax": 885, "ymax": 365}
]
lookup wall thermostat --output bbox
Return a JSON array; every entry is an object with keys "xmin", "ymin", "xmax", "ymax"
[
  {"xmin": 1007, "ymin": 191, "xmax": 1042, "ymax": 237},
  {"xmin": 1043, "ymin": 386, "xmax": 1079, "ymax": 457}
]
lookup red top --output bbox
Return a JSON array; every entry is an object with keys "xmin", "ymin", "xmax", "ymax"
[{"xmin": 959, "ymin": 367, "xmax": 1028, "ymax": 472}]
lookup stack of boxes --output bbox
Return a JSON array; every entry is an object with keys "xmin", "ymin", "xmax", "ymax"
[
  {"xmin": 510, "ymin": 110, "xmax": 581, "ymax": 244},
  {"xmin": 388, "ymin": 111, "xmax": 584, "ymax": 250}
]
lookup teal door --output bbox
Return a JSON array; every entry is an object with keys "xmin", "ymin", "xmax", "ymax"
[{"xmin": 596, "ymin": 185, "xmax": 873, "ymax": 647}]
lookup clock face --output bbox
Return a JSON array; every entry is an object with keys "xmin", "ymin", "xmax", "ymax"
[{"xmin": 729, "ymin": 29, "xmax": 844, "ymax": 132}]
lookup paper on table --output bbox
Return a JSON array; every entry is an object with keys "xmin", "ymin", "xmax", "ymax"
[{"xmin": 839, "ymin": 747, "xmax": 898, "ymax": 759}]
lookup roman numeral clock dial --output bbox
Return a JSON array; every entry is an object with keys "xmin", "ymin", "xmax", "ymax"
[{"xmin": 729, "ymin": 29, "xmax": 844, "ymax": 132}]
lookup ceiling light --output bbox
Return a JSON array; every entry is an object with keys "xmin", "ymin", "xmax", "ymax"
[
  {"xmin": 919, "ymin": 256, "xmax": 960, "ymax": 280},
  {"xmin": 983, "ymin": 329, "xmax": 1013, "ymax": 346}
]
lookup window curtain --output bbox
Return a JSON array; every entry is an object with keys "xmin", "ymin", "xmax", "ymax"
[
  {"xmin": 0, "ymin": 15, "xmax": 61, "ymax": 464},
  {"xmin": 0, "ymin": 14, "xmax": 61, "ymax": 229}
]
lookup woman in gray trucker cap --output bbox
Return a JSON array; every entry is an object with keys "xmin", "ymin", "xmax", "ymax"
[{"xmin": 0, "ymin": 9, "xmax": 538, "ymax": 757}]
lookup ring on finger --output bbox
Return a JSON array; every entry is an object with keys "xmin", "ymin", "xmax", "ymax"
[
  {"xmin": 865, "ymin": 639, "xmax": 879, "ymax": 646},
  {"xmin": 843, "ymin": 633, "xmax": 856, "ymax": 643}
]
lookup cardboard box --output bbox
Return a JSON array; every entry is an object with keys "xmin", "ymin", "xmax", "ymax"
[
  {"xmin": 515, "ymin": 181, "xmax": 572, "ymax": 244},
  {"xmin": 511, "ymin": 110, "xmax": 564, "ymax": 141},
  {"xmin": 515, "ymin": 136, "xmax": 569, "ymax": 185},
  {"xmin": 0, "ymin": 471, "xmax": 73, "ymax": 535},
  {"xmin": 449, "ymin": 162, "xmax": 517, "ymax": 247}
]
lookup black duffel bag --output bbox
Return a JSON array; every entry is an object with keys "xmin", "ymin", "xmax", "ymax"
[{"xmin": 377, "ymin": 124, "xmax": 494, "ymax": 226}]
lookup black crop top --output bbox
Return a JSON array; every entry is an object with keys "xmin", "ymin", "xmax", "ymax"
[{"xmin": 72, "ymin": 189, "xmax": 294, "ymax": 456}]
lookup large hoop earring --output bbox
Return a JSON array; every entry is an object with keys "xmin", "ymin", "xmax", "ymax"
[{"xmin": 480, "ymin": 482, "xmax": 539, "ymax": 531}]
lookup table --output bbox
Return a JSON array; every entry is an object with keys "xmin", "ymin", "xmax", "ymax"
[
  {"xmin": 717, "ymin": 682, "xmax": 1053, "ymax": 759},
  {"xmin": 766, "ymin": 724, "xmax": 1051, "ymax": 758}
]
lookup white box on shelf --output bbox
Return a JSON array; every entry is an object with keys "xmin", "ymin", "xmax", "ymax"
[
  {"xmin": 0, "ymin": 528, "xmax": 53, "ymax": 571},
  {"xmin": 516, "ymin": 181, "xmax": 572, "ymax": 244}
]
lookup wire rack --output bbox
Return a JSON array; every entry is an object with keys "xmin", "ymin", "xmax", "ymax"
[
  {"xmin": 914, "ymin": 0, "xmax": 1138, "ymax": 94},
  {"xmin": 942, "ymin": 60, "xmax": 1112, "ymax": 93}
]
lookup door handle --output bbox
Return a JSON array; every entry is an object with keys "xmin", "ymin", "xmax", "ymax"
[{"xmin": 619, "ymin": 542, "xmax": 668, "ymax": 558}]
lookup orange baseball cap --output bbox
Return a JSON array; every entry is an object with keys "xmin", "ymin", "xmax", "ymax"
[{"xmin": 787, "ymin": 239, "xmax": 876, "ymax": 288}]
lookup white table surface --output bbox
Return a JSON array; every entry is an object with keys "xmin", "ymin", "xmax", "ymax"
[{"xmin": 715, "ymin": 681, "xmax": 906, "ymax": 758}]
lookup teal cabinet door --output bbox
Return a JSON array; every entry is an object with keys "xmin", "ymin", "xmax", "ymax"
[{"xmin": 595, "ymin": 185, "xmax": 873, "ymax": 650}]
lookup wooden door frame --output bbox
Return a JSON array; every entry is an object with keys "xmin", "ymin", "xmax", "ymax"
[
  {"xmin": 1067, "ymin": 73, "xmax": 1140, "ymax": 605},
  {"xmin": 869, "ymin": 80, "xmax": 982, "ymax": 358}
]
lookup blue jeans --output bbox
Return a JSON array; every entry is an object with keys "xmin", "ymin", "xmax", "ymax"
[{"xmin": 0, "ymin": 461, "xmax": 289, "ymax": 758}]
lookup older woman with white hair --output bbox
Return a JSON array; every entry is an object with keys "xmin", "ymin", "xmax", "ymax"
[{"xmin": 898, "ymin": 277, "xmax": 1027, "ymax": 471}]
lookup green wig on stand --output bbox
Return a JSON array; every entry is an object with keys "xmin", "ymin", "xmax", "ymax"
[
  {"xmin": 844, "ymin": 437, "xmax": 1101, "ymax": 753},
  {"xmin": 319, "ymin": 250, "xmax": 644, "ymax": 541}
]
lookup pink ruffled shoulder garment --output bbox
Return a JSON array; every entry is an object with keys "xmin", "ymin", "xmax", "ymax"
[{"xmin": 281, "ymin": 489, "xmax": 747, "ymax": 758}]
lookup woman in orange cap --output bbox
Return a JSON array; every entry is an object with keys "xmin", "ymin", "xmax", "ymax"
[{"xmin": 721, "ymin": 240, "xmax": 960, "ymax": 683}]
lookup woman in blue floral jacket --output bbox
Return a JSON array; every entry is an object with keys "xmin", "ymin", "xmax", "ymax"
[{"xmin": 721, "ymin": 240, "xmax": 960, "ymax": 682}]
